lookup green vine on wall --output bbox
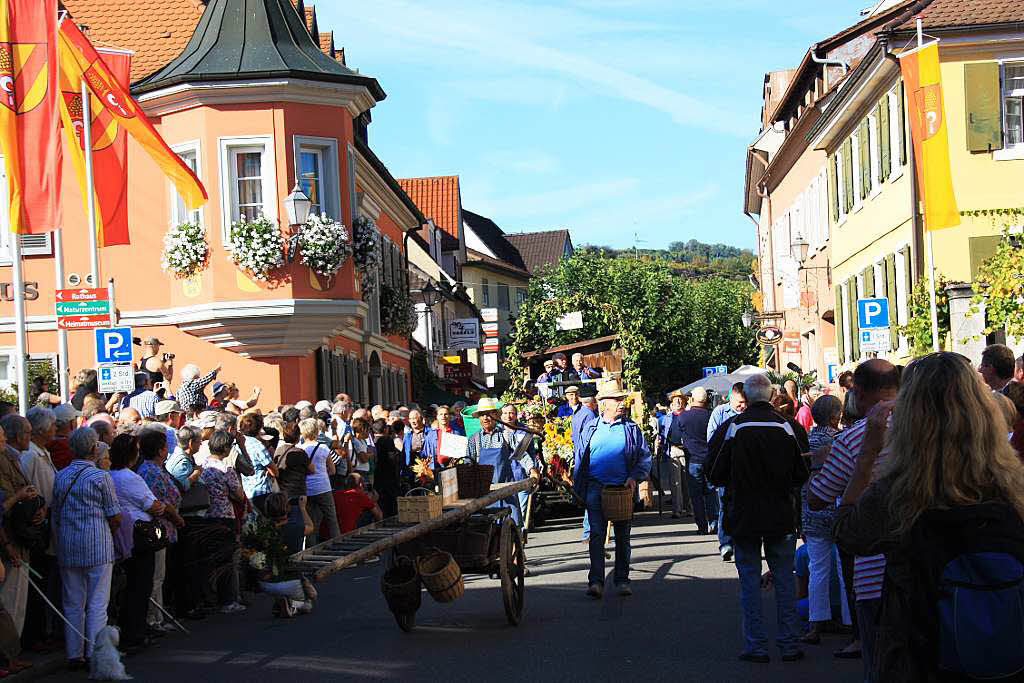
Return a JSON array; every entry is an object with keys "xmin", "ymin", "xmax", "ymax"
[{"xmin": 898, "ymin": 275, "xmax": 951, "ymax": 356}]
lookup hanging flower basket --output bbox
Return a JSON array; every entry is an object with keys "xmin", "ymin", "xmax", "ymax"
[
  {"xmin": 161, "ymin": 222, "xmax": 210, "ymax": 279},
  {"xmin": 352, "ymin": 216, "xmax": 381, "ymax": 300},
  {"xmin": 297, "ymin": 214, "xmax": 351, "ymax": 279},
  {"xmin": 227, "ymin": 214, "xmax": 285, "ymax": 281},
  {"xmin": 380, "ymin": 282, "xmax": 417, "ymax": 336}
]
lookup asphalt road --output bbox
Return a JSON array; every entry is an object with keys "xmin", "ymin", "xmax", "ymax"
[{"xmin": 46, "ymin": 510, "xmax": 863, "ymax": 683}]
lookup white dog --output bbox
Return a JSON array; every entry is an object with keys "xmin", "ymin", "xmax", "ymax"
[{"xmin": 90, "ymin": 625, "xmax": 132, "ymax": 680}]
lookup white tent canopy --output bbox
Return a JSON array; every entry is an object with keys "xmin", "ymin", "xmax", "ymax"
[{"xmin": 675, "ymin": 364, "xmax": 767, "ymax": 397}]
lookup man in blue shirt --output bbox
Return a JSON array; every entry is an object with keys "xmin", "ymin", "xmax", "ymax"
[
  {"xmin": 574, "ymin": 381, "xmax": 651, "ymax": 598},
  {"xmin": 706, "ymin": 383, "xmax": 746, "ymax": 561},
  {"xmin": 556, "ymin": 386, "xmax": 581, "ymax": 418}
]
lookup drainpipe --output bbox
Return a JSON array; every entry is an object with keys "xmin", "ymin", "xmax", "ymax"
[{"xmin": 810, "ymin": 49, "xmax": 850, "ymax": 75}]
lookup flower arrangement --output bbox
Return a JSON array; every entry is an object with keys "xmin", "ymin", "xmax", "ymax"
[
  {"xmin": 227, "ymin": 214, "xmax": 285, "ymax": 280},
  {"xmin": 160, "ymin": 222, "xmax": 209, "ymax": 279},
  {"xmin": 542, "ymin": 417, "xmax": 575, "ymax": 484},
  {"xmin": 413, "ymin": 457, "xmax": 434, "ymax": 485},
  {"xmin": 352, "ymin": 216, "xmax": 380, "ymax": 299},
  {"xmin": 297, "ymin": 214, "xmax": 351, "ymax": 278},
  {"xmin": 380, "ymin": 282, "xmax": 417, "ymax": 337},
  {"xmin": 242, "ymin": 517, "xmax": 291, "ymax": 581}
]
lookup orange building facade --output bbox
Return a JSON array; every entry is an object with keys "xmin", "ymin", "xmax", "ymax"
[{"xmin": 0, "ymin": 0, "xmax": 418, "ymax": 408}]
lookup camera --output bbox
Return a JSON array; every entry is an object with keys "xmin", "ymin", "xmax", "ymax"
[
  {"xmin": 132, "ymin": 337, "xmax": 142, "ymax": 346},
  {"xmin": 163, "ymin": 353, "xmax": 175, "ymax": 361}
]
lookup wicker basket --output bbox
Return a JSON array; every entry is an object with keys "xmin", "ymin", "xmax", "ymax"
[
  {"xmin": 381, "ymin": 556, "xmax": 421, "ymax": 614},
  {"xmin": 601, "ymin": 485, "xmax": 634, "ymax": 522},
  {"xmin": 398, "ymin": 489, "xmax": 442, "ymax": 523},
  {"xmin": 417, "ymin": 549, "xmax": 464, "ymax": 603},
  {"xmin": 455, "ymin": 463, "xmax": 495, "ymax": 499}
]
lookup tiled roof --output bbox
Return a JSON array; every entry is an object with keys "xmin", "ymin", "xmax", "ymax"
[
  {"xmin": 893, "ymin": 0, "xmax": 1024, "ymax": 29},
  {"xmin": 505, "ymin": 230, "xmax": 573, "ymax": 275},
  {"xmin": 462, "ymin": 210, "xmax": 528, "ymax": 271},
  {"xmin": 397, "ymin": 176, "xmax": 462, "ymax": 239},
  {"xmin": 62, "ymin": 0, "xmax": 209, "ymax": 82},
  {"xmin": 465, "ymin": 249, "xmax": 532, "ymax": 280}
]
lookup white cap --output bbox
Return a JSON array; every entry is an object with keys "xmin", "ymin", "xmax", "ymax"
[
  {"xmin": 294, "ymin": 400, "xmax": 313, "ymax": 410},
  {"xmin": 314, "ymin": 400, "xmax": 332, "ymax": 413}
]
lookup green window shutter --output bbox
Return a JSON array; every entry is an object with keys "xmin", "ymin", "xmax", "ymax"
[
  {"xmin": 843, "ymin": 138, "xmax": 855, "ymax": 212},
  {"xmin": 879, "ymin": 98, "xmax": 891, "ymax": 181},
  {"xmin": 863, "ymin": 267, "xmax": 875, "ymax": 298},
  {"xmin": 898, "ymin": 81, "xmax": 908, "ymax": 166},
  {"xmin": 848, "ymin": 279, "xmax": 860, "ymax": 360},
  {"xmin": 964, "ymin": 62, "xmax": 1003, "ymax": 152},
  {"xmin": 901, "ymin": 247, "xmax": 913, "ymax": 334},
  {"xmin": 828, "ymin": 154, "xmax": 839, "ymax": 222},
  {"xmin": 835, "ymin": 285, "xmax": 845, "ymax": 362},
  {"xmin": 859, "ymin": 119, "xmax": 871, "ymax": 199},
  {"xmin": 885, "ymin": 254, "xmax": 898, "ymax": 350}
]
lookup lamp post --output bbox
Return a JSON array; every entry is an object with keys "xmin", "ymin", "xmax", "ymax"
[
  {"xmin": 741, "ymin": 310, "xmax": 755, "ymax": 328},
  {"xmin": 283, "ymin": 183, "xmax": 312, "ymax": 262}
]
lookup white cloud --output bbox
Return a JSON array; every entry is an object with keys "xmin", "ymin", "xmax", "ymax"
[
  {"xmin": 483, "ymin": 149, "xmax": 562, "ymax": 175},
  {"xmin": 469, "ymin": 177, "xmax": 641, "ymax": 219}
]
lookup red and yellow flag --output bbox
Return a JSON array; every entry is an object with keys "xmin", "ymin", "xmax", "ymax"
[
  {"xmin": 0, "ymin": 0, "xmax": 61, "ymax": 235},
  {"xmin": 898, "ymin": 42, "xmax": 959, "ymax": 231},
  {"xmin": 57, "ymin": 18, "xmax": 207, "ymax": 218},
  {"xmin": 58, "ymin": 44, "xmax": 131, "ymax": 246}
]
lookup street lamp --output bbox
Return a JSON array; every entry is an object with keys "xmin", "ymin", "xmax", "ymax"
[
  {"xmin": 284, "ymin": 183, "xmax": 312, "ymax": 227},
  {"xmin": 420, "ymin": 281, "xmax": 442, "ymax": 308},
  {"xmin": 741, "ymin": 310, "xmax": 755, "ymax": 328},
  {"xmin": 791, "ymin": 236, "xmax": 809, "ymax": 264}
]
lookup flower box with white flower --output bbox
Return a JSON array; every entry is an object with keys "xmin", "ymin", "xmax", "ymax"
[{"xmin": 227, "ymin": 214, "xmax": 286, "ymax": 281}]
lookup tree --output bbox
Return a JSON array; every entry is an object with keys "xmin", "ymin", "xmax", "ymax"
[
  {"xmin": 504, "ymin": 254, "xmax": 758, "ymax": 399},
  {"xmin": 899, "ymin": 275, "xmax": 951, "ymax": 356},
  {"xmin": 970, "ymin": 228, "xmax": 1024, "ymax": 339}
]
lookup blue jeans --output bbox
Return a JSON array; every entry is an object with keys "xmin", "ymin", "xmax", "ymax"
[
  {"xmin": 584, "ymin": 481, "xmax": 631, "ymax": 586},
  {"xmin": 733, "ymin": 535, "xmax": 800, "ymax": 656},
  {"xmin": 686, "ymin": 462, "xmax": 719, "ymax": 532},
  {"xmin": 717, "ymin": 487, "xmax": 732, "ymax": 551}
]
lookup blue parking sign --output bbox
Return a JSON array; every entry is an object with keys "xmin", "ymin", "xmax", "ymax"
[
  {"xmin": 857, "ymin": 298, "xmax": 889, "ymax": 330},
  {"xmin": 95, "ymin": 327, "xmax": 133, "ymax": 364}
]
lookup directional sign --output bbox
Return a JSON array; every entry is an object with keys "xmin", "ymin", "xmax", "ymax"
[
  {"xmin": 56, "ymin": 300, "xmax": 110, "ymax": 316},
  {"xmin": 58, "ymin": 315, "xmax": 112, "ymax": 331},
  {"xmin": 860, "ymin": 327, "xmax": 891, "ymax": 353},
  {"xmin": 97, "ymin": 363, "xmax": 134, "ymax": 393},
  {"xmin": 483, "ymin": 339, "xmax": 500, "ymax": 353},
  {"xmin": 95, "ymin": 327, "xmax": 134, "ymax": 363},
  {"xmin": 857, "ymin": 298, "xmax": 890, "ymax": 330},
  {"xmin": 56, "ymin": 287, "xmax": 107, "ymax": 303},
  {"xmin": 480, "ymin": 308, "xmax": 499, "ymax": 323},
  {"xmin": 481, "ymin": 322, "xmax": 499, "ymax": 337}
]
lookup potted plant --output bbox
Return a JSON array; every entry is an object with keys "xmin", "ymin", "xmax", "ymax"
[
  {"xmin": 380, "ymin": 282, "xmax": 417, "ymax": 336},
  {"xmin": 297, "ymin": 214, "xmax": 351, "ymax": 283},
  {"xmin": 352, "ymin": 216, "xmax": 381, "ymax": 300},
  {"xmin": 161, "ymin": 222, "xmax": 210, "ymax": 279},
  {"xmin": 227, "ymin": 214, "xmax": 285, "ymax": 281}
]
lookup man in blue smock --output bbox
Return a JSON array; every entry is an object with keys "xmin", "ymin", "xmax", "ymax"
[
  {"xmin": 465, "ymin": 398, "xmax": 540, "ymax": 527},
  {"xmin": 574, "ymin": 380, "xmax": 651, "ymax": 598}
]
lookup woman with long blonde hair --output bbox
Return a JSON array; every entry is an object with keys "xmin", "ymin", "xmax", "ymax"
[{"xmin": 834, "ymin": 352, "xmax": 1024, "ymax": 681}]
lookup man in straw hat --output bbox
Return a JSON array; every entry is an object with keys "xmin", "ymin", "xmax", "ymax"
[
  {"xmin": 659, "ymin": 389, "xmax": 691, "ymax": 519},
  {"xmin": 573, "ymin": 380, "xmax": 651, "ymax": 598},
  {"xmin": 465, "ymin": 398, "xmax": 541, "ymax": 528},
  {"xmin": 556, "ymin": 385, "xmax": 582, "ymax": 418}
]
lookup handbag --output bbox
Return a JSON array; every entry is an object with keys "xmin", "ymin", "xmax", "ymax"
[
  {"xmin": 132, "ymin": 518, "xmax": 169, "ymax": 553},
  {"xmin": 177, "ymin": 480, "xmax": 210, "ymax": 515},
  {"xmin": 9, "ymin": 496, "xmax": 49, "ymax": 551}
]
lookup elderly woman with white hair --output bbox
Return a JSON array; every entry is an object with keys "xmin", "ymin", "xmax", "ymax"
[
  {"xmin": 176, "ymin": 362, "xmax": 222, "ymax": 415},
  {"xmin": 53, "ymin": 427, "xmax": 121, "ymax": 671}
]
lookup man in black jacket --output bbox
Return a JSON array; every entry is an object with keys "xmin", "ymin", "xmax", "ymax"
[
  {"xmin": 668, "ymin": 387, "xmax": 717, "ymax": 534},
  {"xmin": 708, "ymin": 373, "xmax": 809, "ymax": 664}
]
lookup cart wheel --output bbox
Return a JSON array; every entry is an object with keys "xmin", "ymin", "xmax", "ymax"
[
  {"xmin": 499, "ymin": 518, "xmax": 525, "ymax": 626},
  {"xmin": 393, "ymin": 610, "xmax": 416, "ymax": 632}
]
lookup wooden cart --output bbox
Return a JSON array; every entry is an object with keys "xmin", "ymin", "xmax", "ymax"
[{"xmin": 288, "ymin": 478, "xmax": 534, "ymax": 632}]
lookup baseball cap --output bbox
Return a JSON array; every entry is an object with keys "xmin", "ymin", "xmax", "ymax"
[
  {"xmin": 53, "ymin": 403, "xmax": 81, "ymax": 422},
  {"xmin": 143, "ymin": 337, "xmax": 163, "ymax": 346},
  {"xmin": 155, "ymin": 400, "xmax": 183, "ymax": 417},
  {"xmin": 691, "ymin": 387, "xmax": 708, "ymax": 403},
  {"xmin": 314, "ymin": 400, "xmax": 332, "ymax": 413}
]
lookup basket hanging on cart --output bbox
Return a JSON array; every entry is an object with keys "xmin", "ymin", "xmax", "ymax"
[
  {"xmin": 417, "ymin": 548, "xmax": 464, "ymax": 603},
  {"xmin": 381, "ymin": 556, "xmax": 422, "ymax": 615},
  {"xmin": 455, "ymin": 463, "xmax": 495, "ymax": 499},
  {"xmin": 601, "ymin": 485, "xmax": 634, "ymax": 522}
]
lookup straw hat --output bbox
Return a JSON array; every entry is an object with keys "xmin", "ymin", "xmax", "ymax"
[
  {"xmin": 472, "ymin": 397, "xmax": 503, "ymax": 414},
  {"xmin": 667, "ymin": 389, "xmax": 685, "ymax": 401},
  {"xmin": 564, "ymin": 385, "xmax": 580, "ymax": 395},
  {"xmin": 596, "ymin": 379, "xmax": 628, "ymax": 400}
]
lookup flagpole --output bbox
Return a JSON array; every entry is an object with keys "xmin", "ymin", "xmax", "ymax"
[
  {"xmin": 916, "ymin": 17, "xmax": 941, "ymax": 353},
  {"xmin": 80, "ymin": 79, "xmax": 100, "ymax": 285},
  {"xmin": 54, "ymin": 229, "xmax": 69, "ymax": 401},
  {"xmin": 11, "ymin": 235, "xmax": 28, "ymax": 414}
]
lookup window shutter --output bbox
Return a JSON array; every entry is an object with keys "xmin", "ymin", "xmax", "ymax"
[
  {"xmin": 964, "ymin": 62, "xmax": 1003, "ymax": 152},
  {"xmin": 847, "ymin": 279, "xmax": 860, "ymax": 360},
  {"xmin": 885, "ymin": 254, "xmax": 898, "ymax": 350},
  {"xmin": 834, "ymin": 285, "xmax": 845, "ymax": 362},
  {"xmin": 898, "ymin": 81, "xmax": 908, "ymax": 165},
  {"xmin": 862, "ymin": 267, "xmax": 875, "ymax": 298},
  {"xmin": 879, "ymin": 99, "xmax": 891, "ymax": 181},
  {"xmin": 843, "ymin": 138, "xmax": 854, "ymax": 213},
  {"xmin": 901, "ymin": 247, "xmax": 913, "ymax": 337},
  {"xmin": 828, "ymin": 154, "xmax": 839, "ymax": 222},
  {"xmin": 859, "ymin": 119, "xmax": 871, "ymax": 199}
]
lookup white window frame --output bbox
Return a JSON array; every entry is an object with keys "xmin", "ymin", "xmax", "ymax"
[
  {"xmin": 346, "ymin": 144, "xmax": 358, "ymax": 225},
  {"xmin": 169, "ymin": 140, "xmax": 203, "ymax": 228},
  {"xmin": 851, "ymin": 131, "xmax": 863, "ymax": 212},
  {"xmin": 894, "ymin": 245, "xmax": 910, "ymax": 354},
  {"xmin": 219, "ymin": 135, "xmax": 278, "ymax": 242},
  {"xmin": 836, "ymin": 148, "xmax": 847, "ymax": 225},
  {"xmin": 868, "ymin": 113, "xmax": 881, "ymax": 199},
  {"xmin": 840, "ymin": 283, "xmax": 852, "ymax": 363},
  {"xmin": 994, "ymin": 60, "xmax": 1024, "ymax": 161},
  {"xmin": 887, "ymin": 87, "xmax": 904, "ymax": 180},
  {"xmin": 873, "ymin": 262, "xmax": 885, "ymax": 299},
  {"xmin": 293, "ymin": 135, "xmax": 341, "ymax": 220},
  {"xmin": 0, "ymin": 156, "xmax": 51, "ymax": 264}
]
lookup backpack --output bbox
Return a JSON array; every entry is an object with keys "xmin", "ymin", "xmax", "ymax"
[{"xmin": 908, "ymin": 503, "xmax": 1024, "ymax": 680}]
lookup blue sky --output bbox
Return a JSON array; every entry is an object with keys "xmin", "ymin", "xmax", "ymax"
[{"xmin": 319, "ymin": 0, "xmax": 873, "ymax": 250}]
